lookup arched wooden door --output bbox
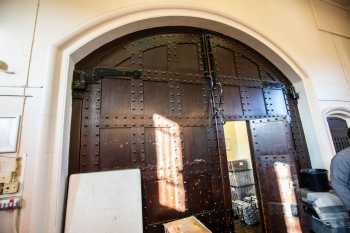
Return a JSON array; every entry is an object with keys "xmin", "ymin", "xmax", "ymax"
[{"xmin": 69, "ymin": 27, "xmax": 310, "ymax": 233}]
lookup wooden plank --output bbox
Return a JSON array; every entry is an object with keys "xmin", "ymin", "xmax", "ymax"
[
  {"xmin": 249, "ymin": 118, "xmax": 302, "ymax": 233},
  {"xmin": 164, "ymin": 216, "xmax": 212, "ymax": 233},
  {"xmin": 101, "ymin": 79, "xmax": 131, "ymax": 117},
  {"xmin": 100, "ymin": 128, "xmax": 131, "ymax": 169},
  {"xmin": 69, "ymin": 99, "xmax": 82, "ymax": 174},
  {"xmin": 223, "ymin": 86, "xmax": 243, "ymax": 116}
]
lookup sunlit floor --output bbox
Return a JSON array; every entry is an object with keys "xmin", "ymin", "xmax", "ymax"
[{"xmin": 234, "ymin": 220, "xmax": 262, "ymax": 233}]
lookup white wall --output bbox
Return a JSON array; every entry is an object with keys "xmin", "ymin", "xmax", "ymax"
[{"xmin": 0, "ymin": 0, "xmax": 350, "ymax": 233}]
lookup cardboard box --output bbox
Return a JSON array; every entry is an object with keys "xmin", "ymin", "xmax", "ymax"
[{"xmin": 164, "ymin": 216, "xmax": 212, "ymax": 233}]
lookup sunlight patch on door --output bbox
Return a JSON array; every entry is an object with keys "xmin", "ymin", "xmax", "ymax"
[
  {"xmin": 273, "ymin": 161, "xmax": 296, "ymax": 203},
  {"xmin": 273, "ymin": 161, "xmax": 301, "ymax": 232},
  {"xmin": 153, "ymin": 113, "xmax": 186, "ymax": 212}
]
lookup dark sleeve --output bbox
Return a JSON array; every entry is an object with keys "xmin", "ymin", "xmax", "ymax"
[{"xmin": 331, "ymin": 155, "xmax": 350, "ymax": 211}]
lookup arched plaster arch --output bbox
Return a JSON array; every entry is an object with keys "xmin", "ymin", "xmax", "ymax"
[
  {"xmin": 323, "ymin": 106, "xmax": 350, "ymax": 155},
  {"xmin": 324, "ymin": 106, "xmax": 350, "ymax": 119},
  {"xmin": 27, "ymin": 6, "xmax": 326, "ymax": 233}
]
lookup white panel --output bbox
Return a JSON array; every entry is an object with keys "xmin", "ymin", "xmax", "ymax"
[
  {"xmin": 311, "ymin": 0, "xmax": 350, "ymax": 37},
  {"xmin": 0, "ymin": 87, "xmax": 25, "ymax": 96},
  {"xmin": 0, "ymin": 116, "xmax": 20, "ymax": 153},
  {"xmin": 333, "ymin": 36, "xmax": 350, "ymax": 91},
  {"xmin": 0, "ymin": 0, "xmax": 38, "ymax": 87},
  {"xmin": 65, "ymin": 169, "xmax": 143, "ymax": 233}
]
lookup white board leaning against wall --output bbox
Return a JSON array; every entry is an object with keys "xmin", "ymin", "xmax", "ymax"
[
  {"xmin": 65, "ymin": 169, "xmax": 143, "ymax": 233},
  {"xmin": 0, "ymin": 116, "xmax": 20, "ymax": 153}
]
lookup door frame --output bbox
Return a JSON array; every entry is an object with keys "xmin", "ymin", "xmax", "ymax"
[{"xmin": 24, "ymin": 9, "xmax": 323, "ymax": 233}]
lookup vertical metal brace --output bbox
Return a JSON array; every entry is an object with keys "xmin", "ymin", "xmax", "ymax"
[
  {"xmin": 201, "ymin": 33, "xmax": 230, "ymax": 220},
  {"xmin": 288, "ymin": 85, "xmax": 299, "ymax": 102}
]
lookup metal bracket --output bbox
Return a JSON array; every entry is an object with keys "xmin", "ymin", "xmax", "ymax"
[
  {"xmin": 201, "ymin": 33, "xmax": 225, "ymax": 125},
  {"xmin": 73, "ymin": 68, "xmax": 142, "ymax": 90},
  {"xmin": 262, "ymin": 81, "xmax": 299, "ymax": 102},
  {"xmin": 288, "ymin": 86, "xmax": 300, "ymax": 101}
]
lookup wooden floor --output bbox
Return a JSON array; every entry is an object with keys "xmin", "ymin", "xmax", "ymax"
[{"xmin": 234, "ymin": 220, "xmax": 262, "ymax": 233}]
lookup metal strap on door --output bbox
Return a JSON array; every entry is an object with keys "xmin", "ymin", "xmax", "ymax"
[
  {"xmin": 72, "ymin": 68, "xmax": 142, "ymax": 90},
  {"xmin": 200, "ymin": 33, "xmax": 232, "ymax": 226}
]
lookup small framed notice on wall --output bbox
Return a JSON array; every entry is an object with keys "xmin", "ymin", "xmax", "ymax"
[{"xmin": 0, "ymin": 116, "xmax": 20, "ymax": 153}]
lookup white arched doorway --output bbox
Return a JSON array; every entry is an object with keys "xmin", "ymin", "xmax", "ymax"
[
  {"xmin": 25, "ymin": 8, "xmax": 325, "ymax": 233},
  {"xmin": 324, "ymin": 107, "xmax": 350, "ymax": 155}
]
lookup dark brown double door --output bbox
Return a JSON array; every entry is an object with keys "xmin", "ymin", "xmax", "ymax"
[{"xmin": 69, "ymin": 28, "xmax": 310, "ymax": 233}]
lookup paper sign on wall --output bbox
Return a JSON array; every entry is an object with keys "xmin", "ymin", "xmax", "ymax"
[{"xmin": 0, "ymin": 116, "xmax": 20, "ymax": 153}]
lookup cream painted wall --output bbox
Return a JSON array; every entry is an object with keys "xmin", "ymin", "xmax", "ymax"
[
  {"xmin": 0, "ymin": 0, "xmax": 38, "ymax": 87},
  {"xmin": 223, "ymin": 121, "xmax": 252, "ymax": 168},
  {"xmin": 311, "ymin": 0, "xmax": 350, "ymax": 38},
  {"xmin": 0, "ymin": 1, "xmax": 39, "ymax": 232},
  {"xmin": 0, "ymin": 0, "xmax": 350, "ymax": 233}
]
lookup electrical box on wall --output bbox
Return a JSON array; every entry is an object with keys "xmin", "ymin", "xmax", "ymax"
[
  {"xmin": 0, "ymin": 159, "xmax": 21, "ymax": 195},
  {"xmin": 2, "ymin": 180, "xmax": 19, "ymax": 194},
  {"xmin": 0, "ymin": 157, "xmax": 22, "ymax": 210}
]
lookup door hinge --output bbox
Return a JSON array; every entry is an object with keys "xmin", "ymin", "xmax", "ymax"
[
  {"xmin": 288, "ymin": 86, "xmax": 300, "ymax": 101},
  {"xmin": 72, "ymin": 68, "xmax": 142, "ymax": 90}
]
